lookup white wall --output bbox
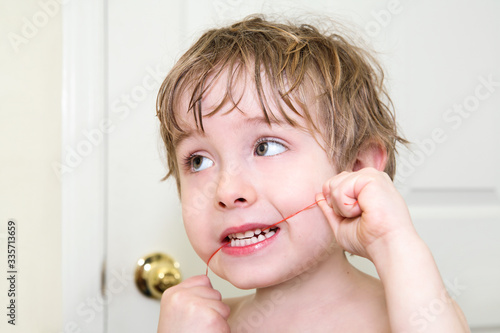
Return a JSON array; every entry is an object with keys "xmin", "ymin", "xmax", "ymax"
[{"xmin": 0, "ymin": 0, "xmax": 62, "ymax": 332}]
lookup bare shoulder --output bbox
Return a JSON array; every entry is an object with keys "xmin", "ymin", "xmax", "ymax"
[{"xmin": 222, "ymin": 270, "xmax": 391, "ymax": 332}]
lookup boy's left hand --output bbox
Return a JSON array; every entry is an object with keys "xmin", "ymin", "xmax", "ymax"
[{"xmin": 316, "ymin": 167, "xmax": 417, "ymax": 260}]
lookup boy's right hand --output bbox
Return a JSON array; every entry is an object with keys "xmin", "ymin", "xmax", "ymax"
[{"xmin": 157, "ymin": 275, "xmax": 231, "ymax": 333}]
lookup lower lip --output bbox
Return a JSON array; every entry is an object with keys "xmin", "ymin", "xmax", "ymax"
[{"xmin": 220, "ymin": 229, "xmax": 280, "ymax": 256}]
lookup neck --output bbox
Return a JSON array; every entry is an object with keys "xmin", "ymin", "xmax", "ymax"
[{"xmin": 255, "ymin": 246, "xmax": 357, "ymax": 306}]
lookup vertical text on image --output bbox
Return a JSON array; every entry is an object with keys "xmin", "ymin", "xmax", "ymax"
[{"xmin": 6, "ymin": 220, "xmax": 18, "ymax": 325}]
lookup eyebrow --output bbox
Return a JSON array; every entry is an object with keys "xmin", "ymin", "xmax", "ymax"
[
  {"xmin": 173, "ymin": 130, "xmax": 202, "ymax": 148},
  {"xmin": 243, "ymin": 115, "xmax": 282, "ymax": 127},
  {"xmin": 173, "ymin": 115, "xmax": 285, "ymax": 148}
]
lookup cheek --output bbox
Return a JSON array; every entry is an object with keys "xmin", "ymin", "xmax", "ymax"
[
  {"xmin": 299, "ymin": 208, "xmax": 333, "ymax": 237},
  {"xmin": 180, "ymin": 192, "xmax": 213, "ymax": 262},
  {"xmin": 273, "ymin": 169, "xmax": 327, "ymax": 206},
  {"xmin": 182, "ymin": 213, "xmax": 211, "ymax": 262},
  {"xmin": 296, "ymin": 213, "xmax": 337, "ymax": 266},
  {"xmin": 180, "ymin": 173, "xmax": 219, "ymax": 217}
]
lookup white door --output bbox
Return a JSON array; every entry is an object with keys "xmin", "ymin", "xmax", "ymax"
[{"xmin": 65, "ymin": 1, "xmax": 500, "ymax": 332}]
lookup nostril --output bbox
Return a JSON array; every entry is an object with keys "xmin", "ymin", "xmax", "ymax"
[{"xmin": 218, "ymin": 198, "xmax": 246, "ymax": 209}]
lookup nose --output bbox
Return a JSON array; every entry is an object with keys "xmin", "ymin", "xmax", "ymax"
[{"xmin": 215, "ymin": 164, "xmax": 257, "ymax": 210}]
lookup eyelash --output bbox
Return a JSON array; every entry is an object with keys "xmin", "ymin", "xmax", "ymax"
[
  {"xmin": 254, "ymin": 137, "xmax": 287, "ymax": 155},
  {"xmin": 182, "ymin": 152, "xmax": 200, "ymax": 171}
]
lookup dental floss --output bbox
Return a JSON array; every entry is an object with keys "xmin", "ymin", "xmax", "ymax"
[{"xmin": 205, "ymin": 198, "xmax": 326, "ymax": 276}]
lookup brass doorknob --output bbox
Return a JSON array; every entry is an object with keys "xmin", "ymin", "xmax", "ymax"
[{"xmin": 135, "ymin": 253, "xmax": 182, "ymax": 299}]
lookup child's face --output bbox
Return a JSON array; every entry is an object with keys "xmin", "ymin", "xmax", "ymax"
[{"xmin": 175, "ymin": 70, "xmax": 339, "ymax": 289}]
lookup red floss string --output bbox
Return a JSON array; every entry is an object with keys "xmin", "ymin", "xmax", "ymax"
[{"xmin": 205, "ymin": 198, "xmax": 326, "ymax": 276}]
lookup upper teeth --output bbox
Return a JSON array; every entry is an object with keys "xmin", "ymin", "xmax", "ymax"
[{"xmin": 227, "ymin": 228, "xmax": 277, "ymax": 247}]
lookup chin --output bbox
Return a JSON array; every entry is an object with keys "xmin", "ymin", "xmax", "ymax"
[
  {"xmin": 230, "ymin": 278, "xmax": 276, "ymax": 290},
  {"xmin": 215, "ymin": 266, "xmax": 290, "ymax": 290}
]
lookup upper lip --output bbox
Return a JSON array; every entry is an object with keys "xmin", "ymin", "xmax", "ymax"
[{"xmin": 219, "ymin": 223, "xmax": 278, "ymax": 243}]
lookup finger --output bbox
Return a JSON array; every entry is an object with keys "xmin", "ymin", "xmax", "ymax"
[
  {"xmin": 186, "ymin": 289, "xmax": 230, "ymax": 320},
  {"xmin": 322, "ymin": 171, "xmax": 351, "ymax": 207},
  {"xmin": 178, "ymin": 275, "xmax": 213, "ymax": 289},
  {"xmin": 185, "ymin": 285, "xmax": 222, "ymax": 300},
  {"xmin": 201, "ymin": 308, "xmax": 231, "ymax": 332},
  {"xmin": 208, "ymin": 299, "xmax": 231, "ymax": 320},
  {"xmin": 163, "ymin": 275, "xmax": 220, "ymax": 304},
  {"xmin": 328, "ymin": 173, "xmax": 364, "ymax": 218}
]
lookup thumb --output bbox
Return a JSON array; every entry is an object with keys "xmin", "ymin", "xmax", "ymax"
[{"xmin": 316, "ymin": 192, "xmax": 340, "ymax": 235}]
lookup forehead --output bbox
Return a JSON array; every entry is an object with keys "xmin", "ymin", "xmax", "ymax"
[{"xmin": 173, "ymin": 65, "xmax": 320, "ymax": 139}]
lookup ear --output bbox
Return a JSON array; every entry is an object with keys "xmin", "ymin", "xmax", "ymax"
[{"xmin": 351, "ymin": 140, "xmax": 388, "ymax": 172}]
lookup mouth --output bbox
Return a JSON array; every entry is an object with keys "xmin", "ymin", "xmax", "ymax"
[{"xmin": 225, "ymin": 227, "xmax": 279, "ymax": 247}]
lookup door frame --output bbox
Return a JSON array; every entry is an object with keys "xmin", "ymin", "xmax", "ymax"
[{"xmin": 61, "ymin": 1, "xmax": 107, "ymax": 332}]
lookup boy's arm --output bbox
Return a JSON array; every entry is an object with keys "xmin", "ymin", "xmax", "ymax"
[
  {"xmin": 369, "ymin": 228, "xmax": 469, "ymax": 332},
  {"xmin": 318, "ymin": 168, "xmax": 469, "ymax": 333}
]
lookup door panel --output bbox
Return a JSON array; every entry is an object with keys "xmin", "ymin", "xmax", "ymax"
[
  {"xmin": 105, "ymin": 1, "xmax": 500, "ymax": 332},
  {"xmin": 106, "ymin": 2, "xmax": 188, "ymax": 332}
]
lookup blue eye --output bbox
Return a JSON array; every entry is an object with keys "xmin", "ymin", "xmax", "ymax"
[
  {"xmin": 190, "ymin": 155, "xmax": 214, "ymax": 172},
  {"xmin": 255, "ymin": 139, "xmax": 287, "ymax": 157}
]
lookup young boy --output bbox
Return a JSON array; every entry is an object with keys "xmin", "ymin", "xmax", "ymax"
[{"xmin": 155, "ymin": 16, "xmax": 469, "ymax": 332}]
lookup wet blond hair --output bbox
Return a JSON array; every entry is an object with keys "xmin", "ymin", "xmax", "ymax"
[{"xmin": 157, "ymin": 15, "xmax": 406, "ymax": 189}]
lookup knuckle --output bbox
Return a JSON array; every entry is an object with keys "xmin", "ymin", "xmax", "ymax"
[
  {"xmin": 380, "ymin": 171, "xmax": 392, "ymax": 182},
  {"xmin": 322, "ymin": 180, "xmax": 331, "ymax": 193},
  {"xmin": 185, "ymin": 299, "xmax": 202, "ymax": 316},
  {"xmin": 164, "ymin": 285, "xmax": 196, "ymax": 309},
  {"xmin": 205, "ymin": 312, "xmax": 219, "ymax": 326},
  {"xmin": 160, "ymin": 285, "xmax": 177, "ymax": 304},
  {"xmin": 331, "ymin": 184, "xmax": 343, "ymax": 200},
  {"xmin": 211, "ymin": 288, "xmax": 222, "ymax": 300},
  {"xmin": 166, "ymin": 288, "xmax": 185, "ymax": 306},
  {"xmin": 204, "ymin": 312, "xmax": 226, "ymax": 331}
]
